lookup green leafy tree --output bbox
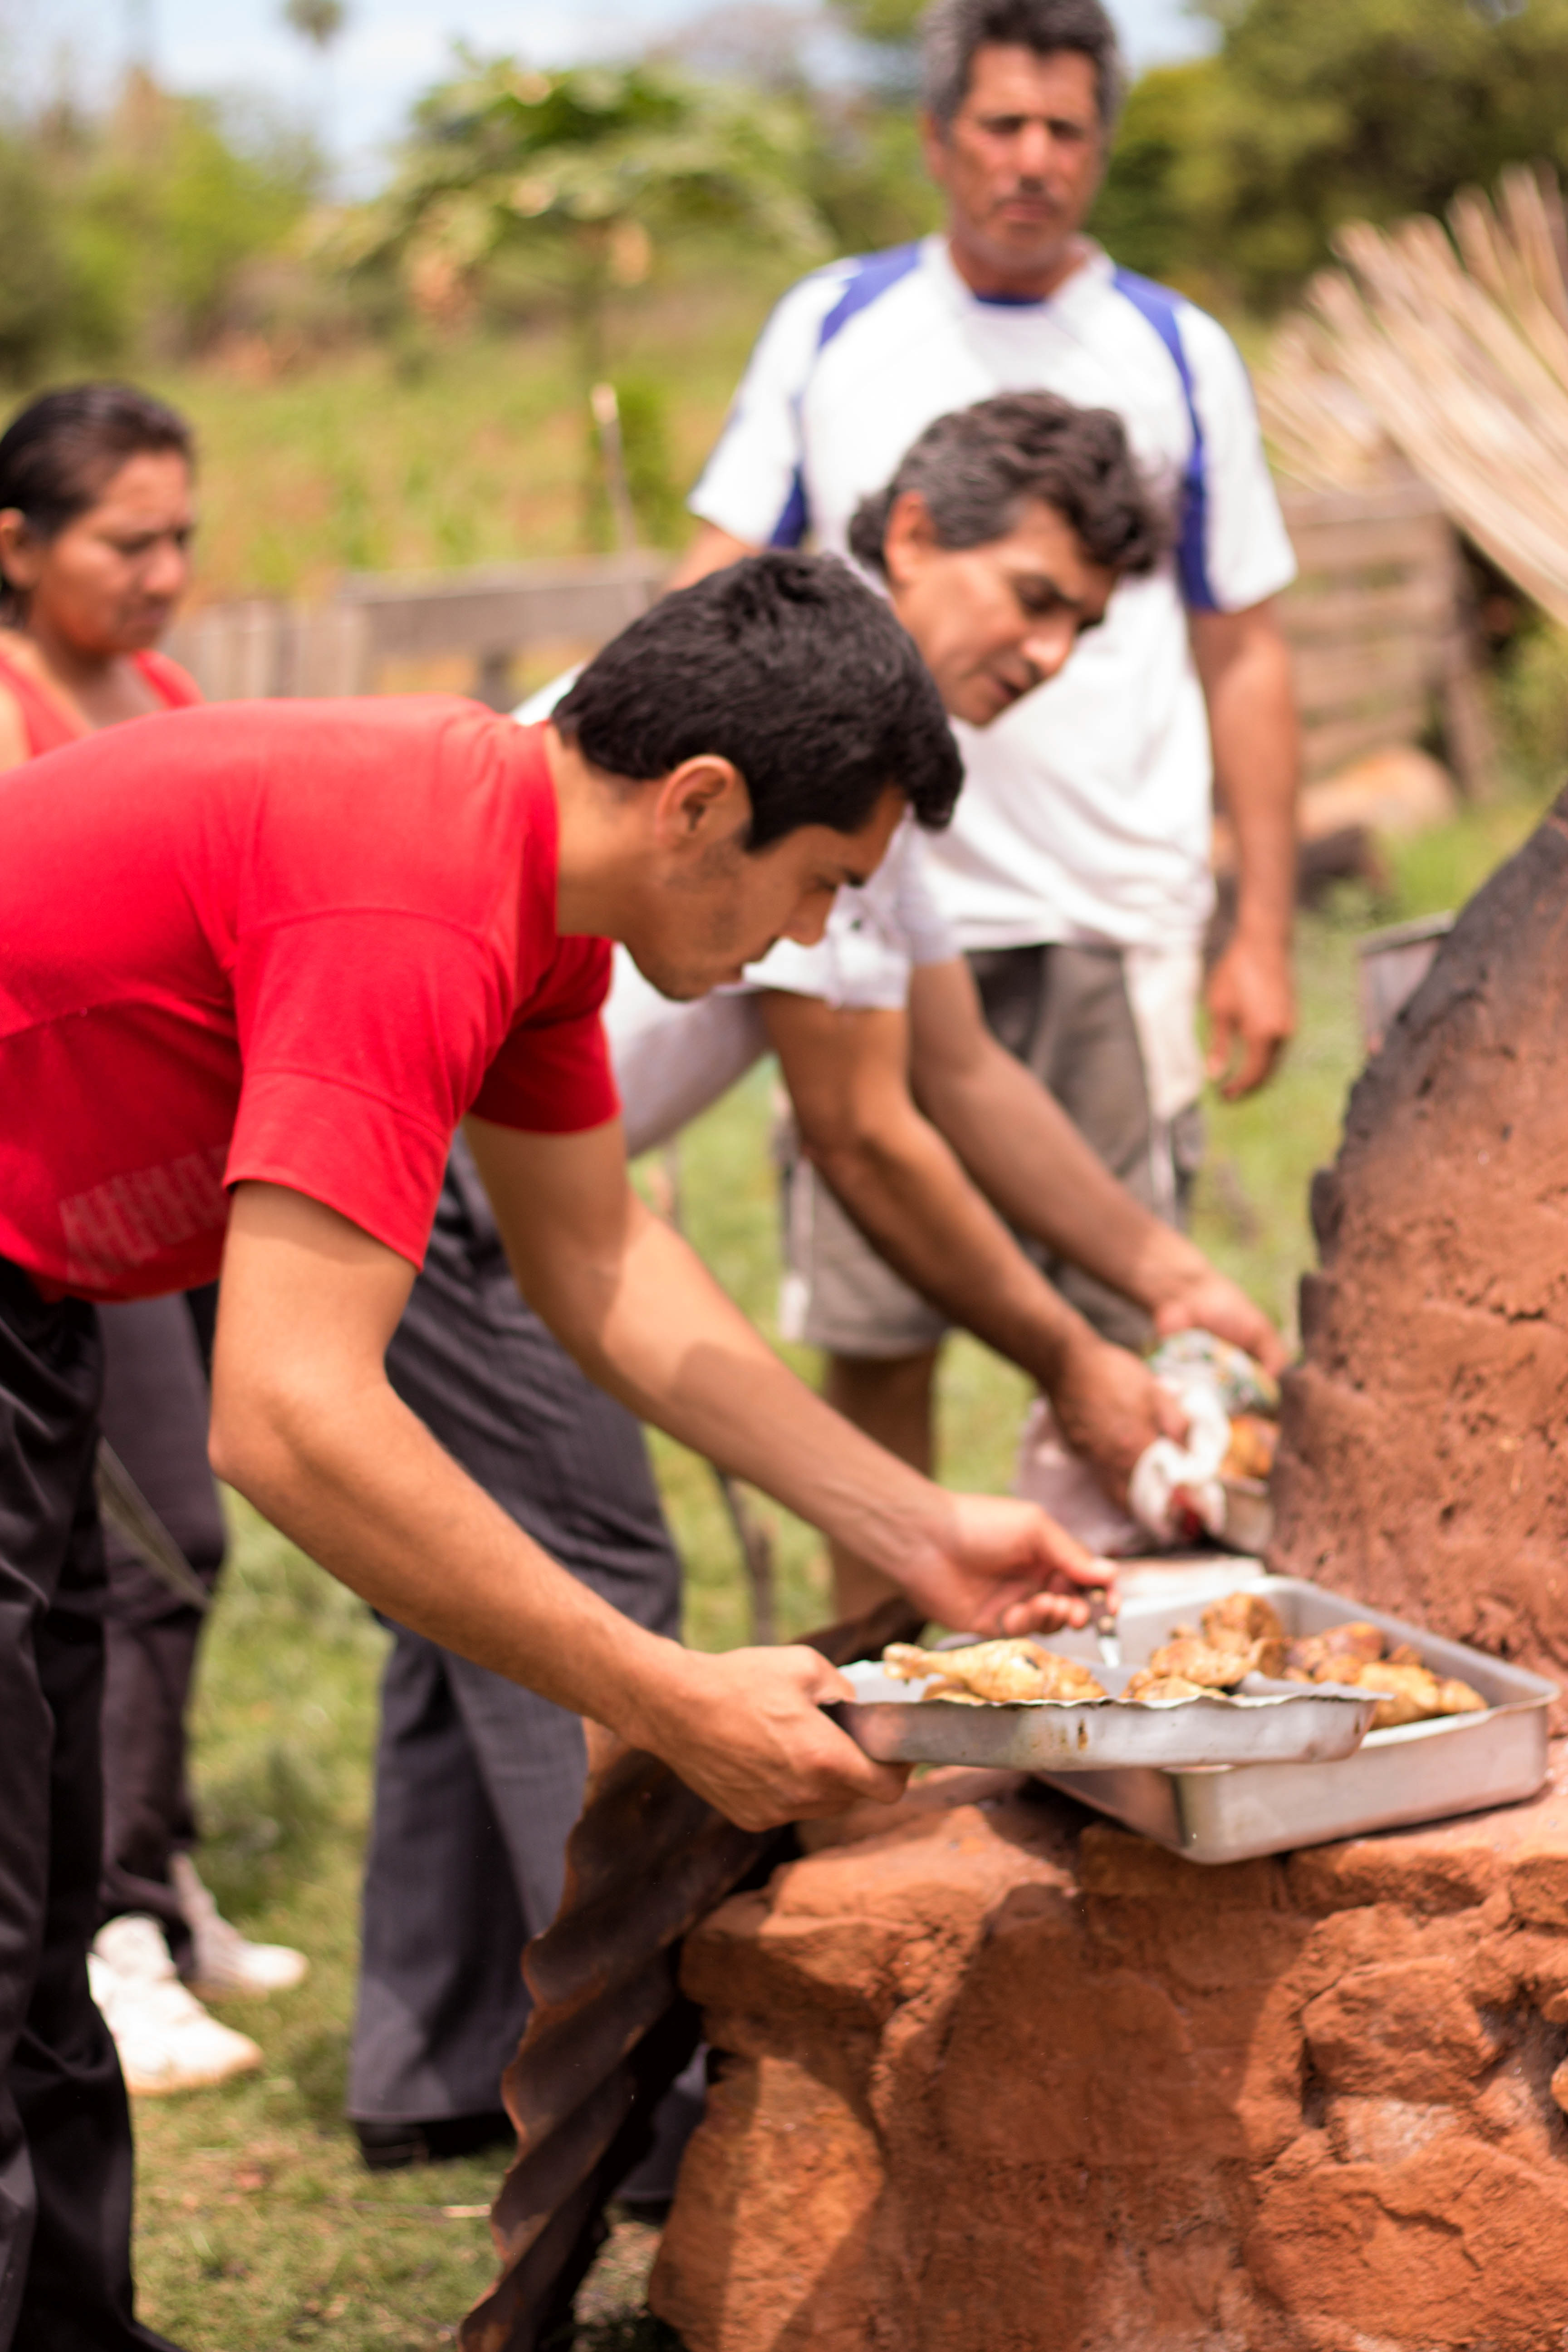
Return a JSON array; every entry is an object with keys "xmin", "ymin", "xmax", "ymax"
[
  {"xmin": 830, "ymin": 0, "xmax": 924, "ymax": 46},
  {"xmin": 1088, "ymin": 62, "xmax": 1224, "ymax": 299},
  {"xmin": 343, "ymin": 55, "xmax": 830, "ymax": 541},
  {"xmin": 79, "ymin": 85, "xmax": 319, "ymax": 351},
  {"xmin": 0, "ymin": 134, "xmax": 80, "ymax": 378},
  {"xmin": 1098, "ymin": 0, "xmax": 1568, "ymax": 310},
  {"xmin": 351, "ymin": 56, "xmax": 827, "ymax": 372},
  {"xmin": 0, "ymin": 82, "xmax": 317, "ymax": 379}
]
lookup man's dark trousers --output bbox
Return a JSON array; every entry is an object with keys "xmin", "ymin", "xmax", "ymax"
[
  {"xmin": 97, "ymin": 1293, "xmax": 227, "ymax": 1962},
  {"xmin": 348, "ymin": 1144, "xmax": 682, "ymax": 2127},
  {"xmin": 0, "ymin": 1259, "xmax": 179, "ymax": 2352}
]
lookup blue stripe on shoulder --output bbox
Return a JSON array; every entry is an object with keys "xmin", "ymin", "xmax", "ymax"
[
  {"xmin": 1111, "ymin": 266, "xmax": 1216, "ymax": 611},
  {"xmin": 817, "ymin": 243, "xmax": 922, "ymax": 352},
  {"xmin": 769, "ymin": 466, "xmax": 809, "ymax": 549},
  {"xmin": 765, "ymin": 245, "xmax": 922, "ymax": 546}
]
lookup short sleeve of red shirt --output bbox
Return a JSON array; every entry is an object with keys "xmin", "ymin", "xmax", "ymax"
[
  {"xmin": 470, "ymin": 933, "xmax": 617, "ymax": 1132},
  {"xmin": 220, "ymin": 714, "xmax": 620, "ymax": 1271}
]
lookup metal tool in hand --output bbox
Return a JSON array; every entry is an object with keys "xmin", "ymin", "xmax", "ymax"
[
  {"xmin": 1085, "ymin": 1568, "xmax": 1120, "ymax": 1666},
  {"xmin": 95, "ymin": 1441, "xmax": 212, "ymax": 1613}
]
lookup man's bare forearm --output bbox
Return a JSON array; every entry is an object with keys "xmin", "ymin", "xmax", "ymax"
[
  {"xmin": 805, "ymin": 1094, "xmax": 1101, "ymax": 1389},
  {"xmin": 211, "ymin": 1343, "xmax": 921, "ymax": 1830},
  {"xmin": 760, "ymin": 987, "xmax": 1104, "ymax": 1386},
  {"xmin": 912, "ymin": 1030, "xmax": 1210, "ymax": 1304},
  {"xmin": 1196, "ymin": 603, "xmax": 1298, "ymax": 953},
  {"xmin": 500, "ymin": 1183, "xmax": 949, "ymax": 1574},
  {"xmin": 466, "ymin": 1117, "xmax": 1103, "ymax": 1626},
  {"xmin": 907, "ymin": 962, "xmax": 1210, "ymax": 1309},
  {"xmin": 1192, "ymin": 600, "xmax": 1298, "ymax": 1095},
  {"xmin": 213, "ymin": 1355, "xmax": 683, "ymax": 1732},
  {"xmin": 207, "ymin": 1180, "xmax": 1088, "ymax": 1831}
]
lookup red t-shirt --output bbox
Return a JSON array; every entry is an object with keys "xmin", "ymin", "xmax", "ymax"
[{"xmin": 0, "ymin": 697, "xmax": 617, "ymax": 1302}]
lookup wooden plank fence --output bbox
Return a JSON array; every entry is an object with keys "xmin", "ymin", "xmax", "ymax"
[
  {"xmin": 165, "ymin": 551, "xmax": 667, "ymax": 708},
  {"xmin": 166, "ymin": 489, "xmax": 1494, "ymax": 792},
  {"xmin": 1278, "ymin": 479, "xmax": 1494, "ymax": 793}
]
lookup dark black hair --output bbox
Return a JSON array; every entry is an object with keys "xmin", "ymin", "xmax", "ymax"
[
  {"xmin": 0, "ymin": 382, "xmax": 195, "ymax": 624},
  {"xmin": 554, "ymin": 551, "xmax": 962, "ymax": 847},
  {"xmin": 921, "ymin": 0, "xmax": 1124, "ymax": 134},
  {"xmin": 848, "ymin": 391, "xmax": 1166, "ymax": 580}
]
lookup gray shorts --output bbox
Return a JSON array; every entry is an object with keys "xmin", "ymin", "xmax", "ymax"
[{"xmin": 777, "ymin": 941, "xmax": 1204, "ymax": 1361}]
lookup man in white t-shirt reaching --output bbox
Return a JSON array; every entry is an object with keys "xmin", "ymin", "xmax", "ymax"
[{"xmin": 669, "ymin": 0, "xmax": 1299, "ymax": 1465}]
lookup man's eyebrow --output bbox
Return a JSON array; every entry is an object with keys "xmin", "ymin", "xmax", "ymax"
[
  {"xmin": 1019, "ymin": 569, "xmax": 1088, "ymax": 611},
  {"xmin": 978, "ymin": 109, "xmax": 1092, "ymax": 133}
]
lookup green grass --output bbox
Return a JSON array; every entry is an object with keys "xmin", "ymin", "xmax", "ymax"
[
  {"xmin": 129, "ymin": 780, "xmax": 1556, "ymax": 2349},
  {"xmin": 148, "ymin": 266, "xmax": 799, "ymax": 609},
  {"xmin": 1188, "ymin": 792, "xmax": 1553, "ymax": 1338}
]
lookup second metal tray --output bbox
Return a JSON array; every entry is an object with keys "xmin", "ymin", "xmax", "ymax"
[{"xmin": 1037, "ymin": 1575, "xmax": 1558, "ymax": 1863}]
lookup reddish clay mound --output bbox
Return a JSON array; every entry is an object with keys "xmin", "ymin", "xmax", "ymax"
[
  {"xmin": 1271, "ymin": 790, "xmax": 1568, "ymax": 1684},
  {"xmin": 652, "ymin": 1768, "xmax": 1568, "ymax": 2352}
]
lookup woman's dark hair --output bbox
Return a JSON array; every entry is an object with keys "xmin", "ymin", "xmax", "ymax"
[
  {"xmin": 921, "ymin": 0, "xmax": 1124, "ymax": 134},
  {"xmin": 848, "ymin": 391, "xmax": 1166, "ymax": 582},
  {"xmin": 554, "ymin": 551, "xmax": 962, "ymax": 848},
  {"xmin": 0, "ymin": 382, "xmax": 194, "ymax": 623}
]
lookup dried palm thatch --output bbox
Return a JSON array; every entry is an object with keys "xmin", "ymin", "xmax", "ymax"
[{"xmin": 1258, "ymin": 164, "xmax": 1568, "ymax": 631}]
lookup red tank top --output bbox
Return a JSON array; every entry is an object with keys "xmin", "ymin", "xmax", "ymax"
[{"xmin": 0, "ymin": 643, "xmax": 202, "ymax": 755}]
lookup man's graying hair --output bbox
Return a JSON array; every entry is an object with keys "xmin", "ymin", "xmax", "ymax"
[
  {"xmin": 921, "ymin": 0, "xmax": 1125, "ymax": 134},
  {"xmin": 848, "ymin": 392, "xmax": 1166, "ymax": 583}
]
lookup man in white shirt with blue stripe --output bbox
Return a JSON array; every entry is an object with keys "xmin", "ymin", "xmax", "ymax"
[{"xmin": 668, "ymin": 0, "xmax": 1299, "ymax": 1492}]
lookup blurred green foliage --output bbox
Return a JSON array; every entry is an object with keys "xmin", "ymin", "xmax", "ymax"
[
  {"xmin": 1495, "ymin": 616, "xmax": 1568, "ymax": 793},
  {"xmin": 830, "ymin": 0, "xmax": 925, "ymax": 44},
  {"xmin": 1100, "ymin": 0, "xmax": 1568, "ymax": 309},
  {"xmin": 342, "ymin": 56, "xmax": 827, "ymax": 366},
  {"xmin": 0, "ymin": 77, "xmax": 320, "ymax": 380},
  {"xmin": 337, "ymin": 54, "xmax": 833, "ymax": 534},
  {"xmin": 601, "ymin": 374, "xmax": 686, "ymax": 547}
]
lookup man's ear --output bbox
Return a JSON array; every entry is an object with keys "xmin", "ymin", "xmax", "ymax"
[
  {"xmin": 650, "ymin": 754, "xmax": 751, "ymax": 852},
  {"xmin": 881, "ymin": 490, "xmax": 940, "ymax": 592},
  {"xmin": 918, "ymin": 107, "xmax": 951, "ymax": 185}
]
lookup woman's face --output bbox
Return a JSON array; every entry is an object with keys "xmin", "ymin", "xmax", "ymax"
[{"xmin": 1, "ymin": 450, "xmax": 195, "ymax": 655}]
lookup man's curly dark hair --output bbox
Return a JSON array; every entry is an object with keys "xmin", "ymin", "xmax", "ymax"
[
  {"xmin": 847, "ymin": 391, "xmax": 1167, "ymax": 583},
  {"xmin": 555, "ymin": 550, "xmax": 963, "ymax": 845}
]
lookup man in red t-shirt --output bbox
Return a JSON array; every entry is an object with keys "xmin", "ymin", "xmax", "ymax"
[{"xmin": 0, "ymin": 553, "xmax": 1103, "ymax": 2351}]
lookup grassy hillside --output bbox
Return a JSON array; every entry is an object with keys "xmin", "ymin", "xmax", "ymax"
[{"xmin": 147, "ymin": 268, "xmax": 799, "ymax": 607}]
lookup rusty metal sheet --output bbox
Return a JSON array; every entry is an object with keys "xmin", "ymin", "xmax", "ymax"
[{"xmin": 460, "ymin": 1597, "xmax": 921, "ymax": 2352}]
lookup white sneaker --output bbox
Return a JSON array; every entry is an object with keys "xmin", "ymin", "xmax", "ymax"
[
  {"xmin": 89, "ymin": 1913, "xmax": 263, "ymax": 2097},
  {"xmin": 171, "ymin": 1852, "xmax": 309, "ymax": 1999}
]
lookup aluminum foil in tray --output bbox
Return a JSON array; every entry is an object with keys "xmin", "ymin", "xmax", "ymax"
[{"xmin": 833, "ymin": 1656, "xmax": 1376, "ymax": 1775}]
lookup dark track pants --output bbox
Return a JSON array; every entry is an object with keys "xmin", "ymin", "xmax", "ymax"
[
  {"xmin": 98, "ymin": 1294, "xmax": 226, "ymax": 1960},
  {"xmin": 0, "ymin": 1259, "xmax": 179, "ymax": 2352},
  {"xmin": 348, "ymin": 1147, "xmax": 681, "ymax": 2125}
]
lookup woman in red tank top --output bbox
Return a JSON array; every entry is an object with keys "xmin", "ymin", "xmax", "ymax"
[{"xmin": 0, "ymin": 381, "xmax": 201, "ymax": 766}]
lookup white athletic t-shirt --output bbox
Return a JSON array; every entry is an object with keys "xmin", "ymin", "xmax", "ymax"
[{"xmin": 691, "ymin": 236, "xmax": 1297, "ymax": 953}]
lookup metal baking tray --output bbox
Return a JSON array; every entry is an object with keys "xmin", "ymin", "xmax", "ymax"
[
  {"xmin": 832, "ymin": 1656, "xmax": 1377, "ymax": 1775},
  {"xmin": 1036, "ymin": 1574, "xmax": 1558, "ymax": 1864}
]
